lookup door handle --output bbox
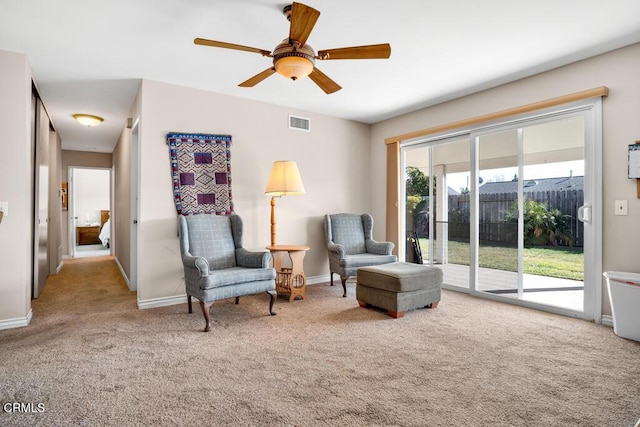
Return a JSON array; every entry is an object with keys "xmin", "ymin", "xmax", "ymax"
[
  {"xmin": 133, "ymin": 220, "xmax": 138, "ymax": 224},
  {"xmin": 577, "ymin": 205, "xmax": 591, "ymax": 224}
]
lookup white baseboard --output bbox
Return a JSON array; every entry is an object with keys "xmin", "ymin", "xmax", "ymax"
[
  {"xmin": 136, "ymin": 275, "xmax": 331, "ymax": 310},
  {"xmin": 114, "ymin": 257, "xmax": 134, "ymax": 291},
  {"xmin": 600, "ymin": 314, "xmax": 613, "ymax": 328},
  {"xmin": 138, "ymin": 294, "xmax": 187, "ymax": 310},
  {"xmin": 306, "ymin": 274, "xmax": 331, "ymax": 285},
  {"xmin": 0, "ymin": 309, "xmax": 32, "ymax": 330}
]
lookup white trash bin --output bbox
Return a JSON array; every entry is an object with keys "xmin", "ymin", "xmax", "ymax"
[{"xmin": 603, "ymin": 271, "xmax": 640, "ymax": 342}]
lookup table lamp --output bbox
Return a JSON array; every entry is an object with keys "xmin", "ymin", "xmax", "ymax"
[{"xmin": 265, "ymin": 160, "xmax": 305, "ymax": 246}]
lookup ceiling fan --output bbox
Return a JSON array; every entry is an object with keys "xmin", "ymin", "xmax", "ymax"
[{"xmin": 194, "ymin": 2, "xmax": 391, "ymax": 94}]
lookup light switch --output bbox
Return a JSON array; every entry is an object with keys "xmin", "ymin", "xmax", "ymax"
[
  {"xmin": 0, "ymin": 201, "xmax": 7, "ymax": 217},
  {"xmin": 614, "ymin": 200, "xmax": 628, "ymax": 216}
]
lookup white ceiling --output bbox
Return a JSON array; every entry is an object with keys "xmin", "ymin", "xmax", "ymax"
[{"xmin": 1, "ymin": 0, "xmax": 640, "ymax": 153}]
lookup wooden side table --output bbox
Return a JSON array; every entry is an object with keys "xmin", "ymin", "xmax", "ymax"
[
  {"xmin": 76, "ymin": 225, "xmax": 101, "ymax": 245},
  {"xmin": 266, "ymin": 245, "xmax": 310, "ymax": 302}
]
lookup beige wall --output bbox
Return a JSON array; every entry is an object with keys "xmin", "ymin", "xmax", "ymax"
[
  {"xmin": 133, "ymin": 79, "xmax": 371, "ymax": 305},
  {"xmin": 371, "ymin": 42, "xmax": 640, "ymax": 315},
  {"xmin": 61, "ymin": 150, "xmax": 112, "ymax": 172},
  {"xmin": 0, "ymin": 50, "xmax": 34, "ymax": 326}
]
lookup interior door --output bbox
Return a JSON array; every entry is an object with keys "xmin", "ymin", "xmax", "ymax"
[
  {"xmin": 69, "ymin": 168, "xmax": 77, "ymax": 258},
  {"xmin": 33, "ymin": 98, "xmax": 49, "ymax": 298},
  {"xmin": 130, "ymin": 122, "xmax": 139, "ymax": 292}
]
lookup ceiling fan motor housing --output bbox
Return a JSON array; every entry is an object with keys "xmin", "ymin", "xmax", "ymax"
[{"xmin": 273, "ymin": 40, "xmax": 315, "ymax": 80}]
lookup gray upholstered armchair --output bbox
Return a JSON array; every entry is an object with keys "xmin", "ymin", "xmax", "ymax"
[
  {"xmin": 324, "ymin": 213, "xmax": 397, "ymax": 297},
  {"xmin": 178, "ymin": 213, "xmax": 277, "ymax": 332}
]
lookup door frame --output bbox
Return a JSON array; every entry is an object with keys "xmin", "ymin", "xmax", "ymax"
[{"xmin": 67, "ymin": 166, "xmax": 113, "ymax": 258}]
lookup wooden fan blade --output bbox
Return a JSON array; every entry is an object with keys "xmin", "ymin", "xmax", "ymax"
[
  {"xmin": 289, "ymin": 2, "xmax": 320, "ymax": 46},
  {"xmin": 238, "ymin": 68, "xmax": 276, "ymax": 87},
  {"xmin": 194, "ymin": 38, "xmax": 271, "ymax": 56},
  {"xmin": 308, "ymin": 68, "xmax": 341, "ymax": 94},
  {"xmin": 317, "ymin": 43, "xmax": 391, "ymax": 60}
]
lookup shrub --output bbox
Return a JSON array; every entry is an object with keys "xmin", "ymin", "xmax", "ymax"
[{"xmin": 503, "ymin": 199, "xmax": 573, "ymax": 246}]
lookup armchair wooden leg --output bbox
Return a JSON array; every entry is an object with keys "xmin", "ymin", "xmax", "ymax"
[
  {"xmin": 187, "ymin": 295, "xmax": 192, "ymax": 313},
  {"xmin": 199, "ymin": 300, "xmax": 214, "ymax": 332},
  {"xmin": 235, "ymin": 297, "xmax": 240, "ymax": 305},
  {"xmin": 341, "ymin": 277, "xmax": 348, "ymax": 297},
  {"xmin": 267, "ymin": 290, "xmax": 276, "ymax": 315},
  {"xmin": 330, "ymin": 271, "xmax": 334, "ymax": 286}
]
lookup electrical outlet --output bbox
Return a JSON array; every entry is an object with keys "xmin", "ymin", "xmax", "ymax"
[
  {"xmin": 0, "ymin": 201, "xmax": 7, "ymax": 217},
  {"xmin": 614, "ymin": 200, "xmax": 628, "ymax": 216}
]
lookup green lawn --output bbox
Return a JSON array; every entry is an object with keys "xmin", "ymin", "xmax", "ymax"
[{"xmin": 419, "ymin": 239, "xmax": 584, "ymax": 281}]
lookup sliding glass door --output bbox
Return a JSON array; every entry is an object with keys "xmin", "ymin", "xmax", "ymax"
[
  {"xmin": 475, "ymin": 118, "xmax": 585, "ymax": 312},
  {"xmin": 400, "ymin": 99, "xmax": 601, "ymax": 320}
]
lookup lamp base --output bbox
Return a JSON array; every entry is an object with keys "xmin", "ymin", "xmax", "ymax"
[{"xmin": 270, "ymin": 196, "xmax": 276, "ymax": 246}]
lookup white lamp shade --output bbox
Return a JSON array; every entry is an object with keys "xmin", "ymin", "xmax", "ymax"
[{"xmin": 265, "ymin": 161, "xmax": 305, "ymax": 196}]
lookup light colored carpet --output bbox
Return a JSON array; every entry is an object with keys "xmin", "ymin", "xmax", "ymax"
[
  {"xmin": 1, "ymin": 256, "xmax": 639, "ymax": 426},
  {"xmin": 73, "ymin": 244, "xmax": 110, "ymax": 259}
]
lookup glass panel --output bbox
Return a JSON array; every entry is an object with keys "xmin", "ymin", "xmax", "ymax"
[
  {"xmin": 433, "ymin": 138, "xmax": 471, "ymax": 289},
  {"xmin": 477, "ymin": 129, "xmax": 519, "ymax": 294},
  {"xmin": 520, "ymin": 117, "xmax": 585, "ymax": 311},
  {"xmin": 404, "ymin": 146, "xmax": 431, "ymax": 264},
  {"xmin": 402, "ymin": 138, "xmax": 471, "ymax": 289},
  {"xmin": 475, "ymin": 118, "xmax": 585, "ymax": 312}
]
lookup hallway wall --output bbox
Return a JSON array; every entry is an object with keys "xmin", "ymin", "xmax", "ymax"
[{"xmin": 0, "ymin": 50, "xmax": 35, "ymax": 326}]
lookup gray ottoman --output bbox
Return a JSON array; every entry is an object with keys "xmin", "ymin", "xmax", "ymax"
[{"xmin": 356, "ymin": 262, "xmax": 442, "ymax": 318}]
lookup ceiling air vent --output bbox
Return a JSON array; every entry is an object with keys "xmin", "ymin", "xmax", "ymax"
[{"xmin": 289, "ymin": 115, "xmax": 310, "ymax": 132}]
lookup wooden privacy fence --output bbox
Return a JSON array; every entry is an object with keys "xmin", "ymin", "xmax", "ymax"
[{"xmin": 414, "ymin": 189, "xmax": 584, "ymax": 247}]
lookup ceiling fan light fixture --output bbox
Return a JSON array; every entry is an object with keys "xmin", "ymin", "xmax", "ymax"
[
  {"xmin": 275, "ymin": 55, "xmax": 314, "ymax": 80},
  {"xmin": 73, "ymin": 113, "xmax": 104, "ymax": 127},
  {"xmin": 273, "ymin": 40, "xmax": 315, "ymax": 81}
]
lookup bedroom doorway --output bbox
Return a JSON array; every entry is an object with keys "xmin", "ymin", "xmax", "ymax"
[{"xmin": 68, "ymin": 167, "xmax": 112, "ymax": 259}]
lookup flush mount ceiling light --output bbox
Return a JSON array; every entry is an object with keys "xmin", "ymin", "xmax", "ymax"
[{"xmin": 73, "ymin": 113, "xmax": 104, "ymax": 127}]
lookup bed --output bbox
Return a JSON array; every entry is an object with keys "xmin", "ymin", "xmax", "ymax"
[{"xmin": 99, "ymin": 210, "xmax": 111, "ymax": 248}]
